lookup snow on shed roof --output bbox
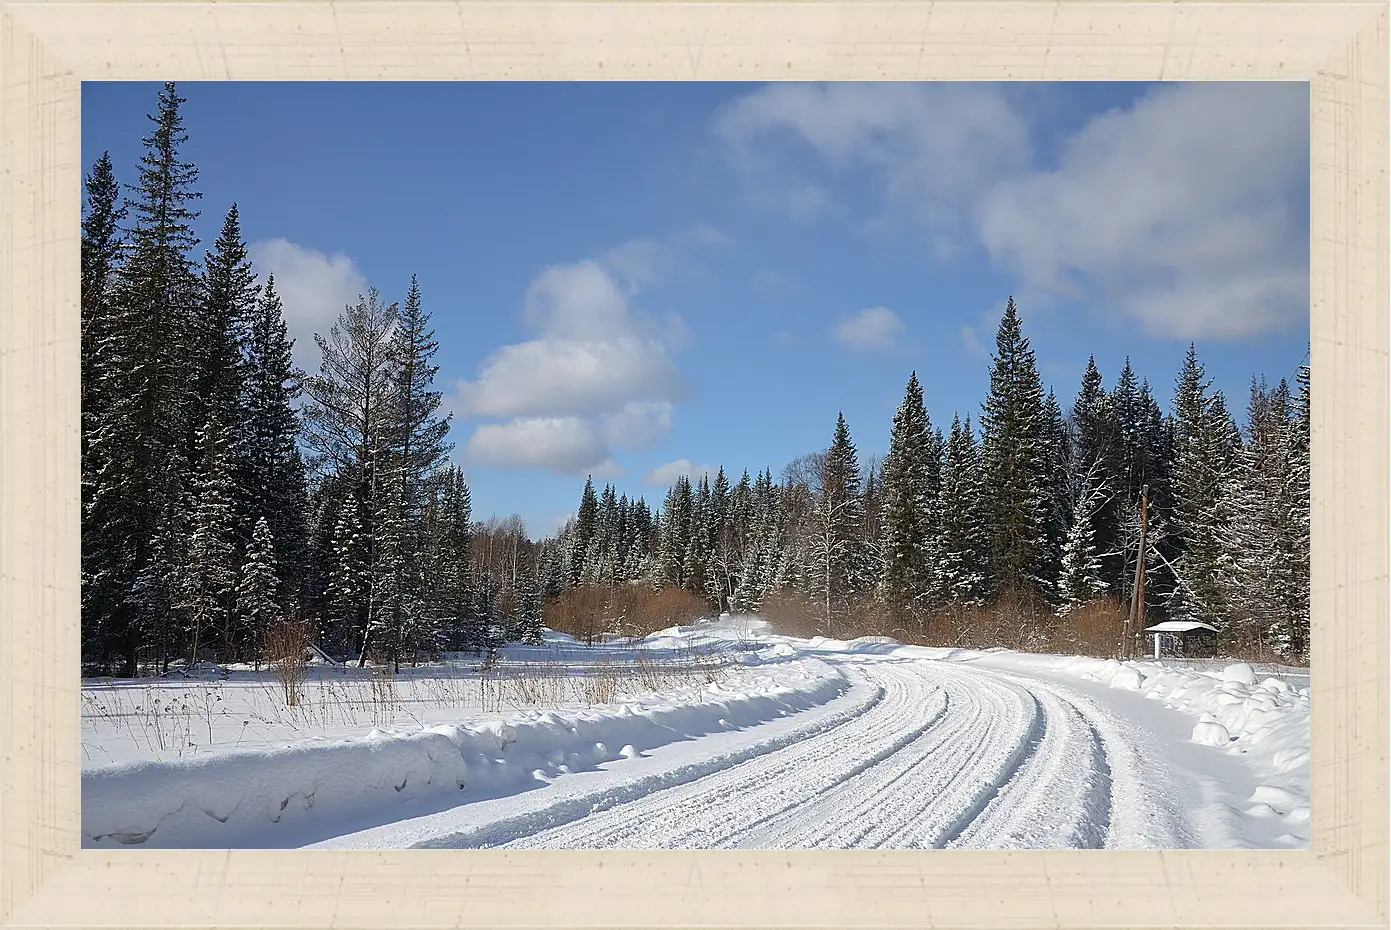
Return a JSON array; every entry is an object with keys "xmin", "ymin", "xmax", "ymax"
[{"xmin": 1144, "ymin": 620, "xmax": 1218, "ymax": 633}]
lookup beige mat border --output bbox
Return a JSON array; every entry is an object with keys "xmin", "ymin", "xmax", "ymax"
[{"xmin": 1, "ymin": 2, "xmax": 1386, "ymax": 928}]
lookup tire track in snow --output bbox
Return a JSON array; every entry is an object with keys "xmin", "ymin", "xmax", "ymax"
[
  {"xmin": 942, "ymin": 681, "xmax": 1112, "ymax": 849},
  {"xmin": 409, "ymin": 653, "xmax": 1180, "ymax": 851},
  {"xmin": 727, "ymin": 660, "xmax": 1034, "ymax": 849},
  {"xmin": 410, "ymin": 666, "xmax": 889, "ymax": 849},
  {"xmin": 497, "ymin": 661, "xmax": 952, "ymax": 849}
]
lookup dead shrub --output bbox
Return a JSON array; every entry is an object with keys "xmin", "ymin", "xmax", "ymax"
[
  {"xmin": 544, "ymin": 585, "xmax": 709, "ymax": 644},
  {"xmin": 759, "ymin": 588, "xmax": 1141, "ymax": 659},
  {"xmin": 264, "ymin": 619, "xmax": 312, "ymax": 706}
]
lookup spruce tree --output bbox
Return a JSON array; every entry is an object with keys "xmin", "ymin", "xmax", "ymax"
[
  {"xmin": 81, "ymin": 152, "xmax": 127, "ymax": 488},
  {"xmin": 238, "ymin": 274, "xmax": 309, "ymax": 607},
  {"xmin": 431, "ymin": 466, "xmax": 473, "ymax": 647},
  {"xmin": 1040, "ymin": 389, "xmax": 1072, "ymax": 598},
  {"xmin": 878, "ymin": 372, "xmax": 937, "ymax": 622},
  {"xmin": 325, "ymin": 492, "xmax": 367, "ymax": 657},
  {"xmin": 386, "ymin": 274, "xmax": 452, "ymax": 543},
  {"xmin": 1070, "ymin": 357, "xmax": 1124, "ymax": 592},
  {"xmin": 1167, "ymin": 344, "xmax": 1239, "ymax": 631},
  {"xmin": 237, "ymin": 517, "xmax": 281, "ymax": 663},
  {"xmin": 515, "ymin": 576, "xmax": 545, "ymax": 645},
  {"xmin": 978, "ymin": 297, "xmax": 1051, "ymax": 601},
  {"xmin": 81, "ymin": 152, "xmax": 130, "ymax": 667},
  {"xmin": 194, "ymin": 203, "xmax": 259, "ymax": 456},
  {"xmin": 1057, "ymin": 459, "xmax": 1112, "ymax": 613},
  {"xmin": 86, "ymin": 82, "xmax": 203, "ymax": 674},
  {"xmin": 706, "ymin": 467, "xmax": 734, "ymax": 611},
  {"xmin": 571, "ymin": 476, "xmax": 599, "ymax": 585},
  {"xmin": 659, "ymin": 477, "xmax": 693, "ymax": 588},
  {"xmin": 937, "ymin": 416, "xmax": 988, "ymax": 604},
  {"xmin": 1283, "ymin": 363, "xmax": 1311, "ymax": 660},
  {"xmin": 129, "ymin": 505, "xmax": 190, "ymax": 673},
  {"xmin": 182, "ymin": 414, "xmax": 238, "ymax": 663},
  {"xmin": 807, "ymin": 413, "xmax": 866, "ymax": 631},
  {"xmin": 683, "ymin": 477, "xmax": 712, "ymax": 601}
]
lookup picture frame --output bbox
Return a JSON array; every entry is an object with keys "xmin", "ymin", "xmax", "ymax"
[{"xmin": 1, "ymin": 2, "xmax": 1385, "ymax": 926}]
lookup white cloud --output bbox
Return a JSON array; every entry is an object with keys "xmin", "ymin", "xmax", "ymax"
[
  {"xmin": 248, "ymin": 238, "xmax": 368, "ymax": 375},
  {"xmin": 465, "ymin": 417, "xmax": 619, "ymax": 476},
  {"xmin": 456, "ymin": 256, "xmax": 687, "ymax": 474},
  {"xmin": 456, "ymin": 336, "xmax": 679, "ymax": 419},
  {"xmin": 644, "ymin": 459, "xmax": 716, "ymax": 486},
  {"xmin": 718, "ymin": 82, "xmax": 1309, "ymax": 342},
  {"xmin": 833, "ymin": 307, "xmax": 906, "ymax": 351},
  {"xmin": 599, "ymin": 239, "xmax": 671, "ymax": 292},
  {"xmin": 715, "ymin": 82, "xmax": 1030, "ymax": 233},
  {"xmin": 975, "ymin": 82, "xmax": 1309, "ymax": 340},
  {"xmin": 601, "ymin": 400, "xmax": 675, "ymax": 447}
]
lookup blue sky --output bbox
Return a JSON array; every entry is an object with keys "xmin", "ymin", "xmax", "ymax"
[{"xmin": 82, "ymin": 81, "xmax": 1310, "ymax": 537}]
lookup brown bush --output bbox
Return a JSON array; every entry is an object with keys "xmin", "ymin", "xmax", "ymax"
[
  {"xmin": 543, "ymin": 585, "xmax": 710, "ymax": 644},
  {"xmin": 758, "ymin": 590, "xmax": 1135, "ymax": 659},
  {"xmin": 263, "ymin": 619, "xmax": 312, "ymax": 706}
]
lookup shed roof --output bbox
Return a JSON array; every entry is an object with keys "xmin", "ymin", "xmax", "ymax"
[{"xmin": 1144, "ymin": 620, "xmax": 1219, "ymax": 633}]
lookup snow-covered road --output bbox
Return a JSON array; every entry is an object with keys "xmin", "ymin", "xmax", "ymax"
[
  {"xmin": 82, "ymin": 618, "xmax": 1310, "ymax": 850},
  {"xmin": 307, "ymin": 648, "xmax": 1305, "ymax": 851}
]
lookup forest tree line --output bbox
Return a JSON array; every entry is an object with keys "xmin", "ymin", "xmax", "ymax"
[
  {"xmin": 550, "ymin": 308, "xmax": 1310, "ymax": 661},
  {"xmin": 82, "ymin": 83, "xmax": 547, "ymax": 676},
  {"xmin": 82, "ymin": 83, "xmax": 1309, "ymax": 677}
]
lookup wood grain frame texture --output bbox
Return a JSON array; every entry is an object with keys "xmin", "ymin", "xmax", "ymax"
[{"xmin": 0, "ymin": 1, "xmax": 1386, "ymax": 927}]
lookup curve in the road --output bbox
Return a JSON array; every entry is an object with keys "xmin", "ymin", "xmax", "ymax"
[{"xmin": 430, "ymin": 653, "xmax": 1150, "ymax": 851}]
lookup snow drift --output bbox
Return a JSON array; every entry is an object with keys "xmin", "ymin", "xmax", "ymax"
[{"xmin": 83, "ymin": 654, "xmax": 847, "ymax": 847}]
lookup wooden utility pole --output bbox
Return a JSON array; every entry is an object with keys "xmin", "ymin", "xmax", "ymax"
[{"xmin": 1124, "ymin": 484, "xmax": 1150, "ymax": 660}]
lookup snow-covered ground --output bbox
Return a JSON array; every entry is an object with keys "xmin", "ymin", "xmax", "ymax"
[{"xmin": 81, "ymin": 615, "xmax": 1310, "ymax": 850}]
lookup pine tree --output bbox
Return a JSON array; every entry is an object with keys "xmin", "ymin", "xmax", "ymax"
[
  {"xmin": 85, "ymin": 82, "xmax": 203, "ymax": 674},
  {"xmin": 386, "ymin": 274, "xmax": 452, "ymax": 546},
  {"xmin": 807, "ymin": 413, "xmax": 866, "ymax": 632},
  {"xmin": 129, "ymin": 505, "xmax": 190, "ymax": 673},
  {"xmin": 1070, "ymin": 357, "xmax": 1125, "ymax": 593},
  {"xmin": 937, "ymin": 416, "xmax": 988, "ymax": 604},
  {"xmin": 878, "ymin": 372, "xmax": 938, "ymax": 621},
  {"xmin": 978, "ymin": 297, "xmax": 1051, "ymax": 601},
  {"xmin": 371, "ymin": 477, "xmax": 428, "ymax": 671},
  {"xmin": 81, "ymin": 152, "xmax": 130, "ymax": 668},
  {"xmin": 182, "ymin": 414, "xmax": 238, "ymax": 663},
  {"xmin": 81, "ymin": 151, "xmax": 127, "ymax": 490},
  {"xmin": 659, "ymin": 477, "xmax": 693, "ymax": 588},
  {"xmin": 238, "ymin": 274, "xmax": 309, "ymax": 607},
  {"xmin": 303, "ymin": 288, "xmax": 400, "ymax": 662},
  {"xmin": 683, "ymin": 477, "xmax": 712, "ymax": 601},
  {"xmin": 430, "ymin": 466, "xmax": 473, "ymax": 648},
  {"xmin": 194, "ymin": 203, "xmax": 259, "ymax": 457},
  {"xmin": 571, "ymin": 477, "xmax": 599, "ymax": 585},
  {"xmin": 325, "ymin": 493, "xmax": 367, "ymax": 656},
  {"xmin": 1167, "ymin": 344, "xmax": 1239, "ymax": 631},
  {"xmin": 515, "ymin": 576, "xmax": 545, "ymax": 645},
  {"xmin": 1282, "ymin": 362, "xmax": 1311, "ymax": 660},
  {"xmin": 466, "ymin": 576, "xmax": 499, "ymax": 657},
  {"xmin": 1057, "ymin": 459, "xmax": 1113, "ymax": 613},
  {"xmin": 237, "ymin": 517, "xmax": 281, "ymax": 663},
  {"xmin": 1039, "ymin": 389, "xmax": 1072, "ymax": 599},
  {"xmin": 706, "ymin": 467, "xmax": 735, "ymax": 611},
  {"xmin": 1229, "ymin": 377, "xmax": 1308, "ymax": 659}
]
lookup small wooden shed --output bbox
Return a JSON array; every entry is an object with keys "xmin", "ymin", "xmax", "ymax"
[{"xmin": 1143, "ymin": 620, "xmax": 1218, "ymax": 659}]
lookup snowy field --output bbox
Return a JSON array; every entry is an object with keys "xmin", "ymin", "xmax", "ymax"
[{"xmin": 82, "ymin": 616, "xmax": 1310, "ymax": 850}]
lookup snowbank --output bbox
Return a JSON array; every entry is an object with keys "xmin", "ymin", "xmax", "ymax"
[
  {"xmin": 83, "ymin": 655, "xmax": 847, "ymax": 847},
  {"xmin": 1057, "ymin": 655, "xmax": 1311, "ymax": 830}
]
